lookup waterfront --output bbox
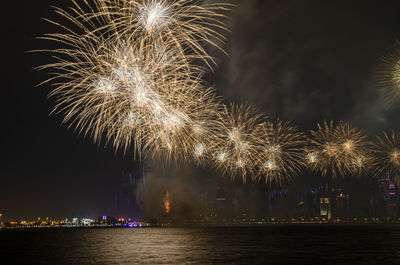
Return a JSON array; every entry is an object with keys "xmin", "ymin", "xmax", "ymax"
[{"xmin": 1, "ymin": 225, "xmax": 400, "ymax": 264}]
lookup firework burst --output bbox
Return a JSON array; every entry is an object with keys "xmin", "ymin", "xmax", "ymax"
[
  {"xmin": 95, "ymin": 0, "xmax": 232, "ymax": 69},
  {"xmin": 308, "ymin": 121, "xmax": 371, "ymax": 178},
  {"xmin": 255, "ymin": 120, "xmax": 306, "ymax": 185},
  {"xmin": 210, "ymin": 104, "xmax": 264, "ymax": 182},
  {"xmin": 307, "ymin": 121, "xmax": 341, "ymax": 178},
  {"xmin": 188, "ymin": 95, "xmax": 222, "ymax": 165},
  {"xmin": 145, "ymin": 83, "xmax": 221, "ymax": 163},
  {"xmin": 36, "ymin": 0, "xmax": 229, "ymax": 162},
  {"xmin": 372, "ymin": 131, "xmax": 400, "ymax": 184},
  {"xmin": 333, "ymin": 122, "xmax": 371, "ymax": 176},
  {"xmin": 376, "ymin": 40, "xmax": 400, "ymax": 107}
]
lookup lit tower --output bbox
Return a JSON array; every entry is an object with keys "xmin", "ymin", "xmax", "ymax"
[
  {"xmin": 319, "ymin": 183, "xmax": 332, "ymax": 220},
  {"xmin": 380, "ymin": 174, "xmax": 398, "ymax": 218},
  {"xmin": 111, "ymin": 161, "xmax": 146, "ymax": 220},
  {"xmin": 388, "ymin": 181, "xmax": 397, "ymax": 217}
]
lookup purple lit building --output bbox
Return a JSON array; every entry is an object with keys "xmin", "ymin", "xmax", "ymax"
[{"xmin": 380, "ymin": 174, "xmax": 399, "ymax": 218}]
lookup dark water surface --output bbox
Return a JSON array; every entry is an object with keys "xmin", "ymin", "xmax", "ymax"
[{"xmin": 1, "ymin": 225, "xmax": 400, "ymax": 264}]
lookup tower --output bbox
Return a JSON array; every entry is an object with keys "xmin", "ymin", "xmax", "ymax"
[
  {"xmin": 379, "ymin": 174, "xmax": 398, "ymax": 218},
  {"xmin": 320, "ymin": 197, "xmax": 332, "ymax": 220},
  {"xmin": 111, "ymin": 161, "xmax": 146, "ymax": 220}
]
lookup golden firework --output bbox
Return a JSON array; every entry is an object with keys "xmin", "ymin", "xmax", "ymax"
[
  {"xmin": 96, "ymin": 0, "xmax": 232, "ymax": 69},
  {"xmin": 372, "ymin": 131, "xmax": 400, "ymax": 184},
  {"xmin": 255, "ymin": 120, "xmax": 306, "ymax": 185},
  {"xmin": 308, "ymin": 121, "xmax": 341, "ymax": 178},
  {"xmin": 376, "ymin": 40, "xmax": 400, "ymax": 107},
  {"xmin": 210, "ymin": 103, "xmax": 264, "ymax": 182},
  {"xmin": 36, "ymin": 0, "xmax": 230, "ymax": 162},
  {"xmin": 308, "ymin": 121, "xmax": 371, "ymax": 178},
  {"xmin": 333, "ymin": 122, "xmax": 371, "ymax": 176}
]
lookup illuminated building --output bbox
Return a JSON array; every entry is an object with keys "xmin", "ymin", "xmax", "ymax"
[
  {"xmin": 388, "ymin": 182, "xmax": 398, "ymax": 217},
  {"xmin": 210, "ymin": 186, "xmax": 235, "ymax": 222},
  {"xmin": 305, "ymin": 188, "xmax": 320, "ymax": 218},
  {"xmin": 267, "ymin": 190, "xmax": 288, "ymax": 218},
  {"xmin": 294, "ymin": 191, "xmax": 306, "ymax": 218},
  {"xmin": 380, "ymin": 174, "xmax": 399, "ymax": 218},
  {"xmin": 108, "ymin": 161, "xmax": 146, "ymax": 220},
  {"xmin": 320, "ymin": 197, "xmax": 332, "ymax": 220},
  {"xmin": 80, "ymin": 218, "xmax": 94, "ymax": 226},
  {"xmin": 334, "ymin": 192, "xmax": 351, "ymax": 219},
  {"xmin": 215, "ymin": 188, "xmax": 228, "ymax": 202}
]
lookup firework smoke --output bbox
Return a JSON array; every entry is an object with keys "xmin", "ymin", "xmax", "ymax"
[{"xmin": 376, "ymin": 40, "xmax": 400, "ymax": 107}]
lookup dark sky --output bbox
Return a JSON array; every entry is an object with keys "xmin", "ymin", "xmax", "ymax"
[{"xmin": 3, "ymin": 0, "xmax": 400, "ymax": 221}]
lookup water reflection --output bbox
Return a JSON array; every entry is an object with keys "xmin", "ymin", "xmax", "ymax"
[{"xmin": 1, "ymin": 226, "xmax": 400, "ymax": 264}]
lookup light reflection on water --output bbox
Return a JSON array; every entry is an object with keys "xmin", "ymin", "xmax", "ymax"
[{"xmin": 1, "ymin": 225, "xmax": 400, "ymax": 264}]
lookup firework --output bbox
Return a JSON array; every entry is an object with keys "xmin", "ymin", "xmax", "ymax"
[
  {"xmin": 210, "ymin": 104, "xmax": 264, "ymax": 182},
  {"xmin": 100, "ymin": 53, "xmax": 221, "ymax": 162},
  {"xmin": 188, "ymin": 94, "xmax": 222, "ymax": 165},
  {"xmin": 376, "ymin": 40, "xmax": 400, "ymax": 107},
  {"xmin": 36, "ymin": 0, "xmax": 229, "ymax": 161},
  {"xmin": 39, "ymin": 35, "xmax": 200, "ymax": 156},
  {"xmin": 40, "ymin": 0, "xmax": 391, "ymax": 186},
  {"xmin": 96, "ymin": 0, "xmax": 232, "ymax": 69},
  {"xmin": 255, "ymin": 120, "xmax": 306, "ymax": 184},
  {"xmin": 307, "ymin": 121, "xmax": 341, "ymax": 178},
  {"xmin": 308, "ymin": 121, "xmax": 371, "ymax": 178},
  {"xmin": 144, "ymin": 82, "xmax": 221, "ymax": 163},
  {"xmin": 333, "ymin": 122, "xmax": 371, "ymax": 176},
  {"xmin": 372, "ymin": 131, "xmax": 400, "ymax": 183}
]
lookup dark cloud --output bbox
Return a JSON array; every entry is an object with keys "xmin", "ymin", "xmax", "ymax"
[{"xmin": 213, "ymin": 0, "xmax": 400, "ymax": 133}]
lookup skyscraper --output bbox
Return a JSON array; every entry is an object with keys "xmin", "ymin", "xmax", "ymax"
[
  {"xmin": 379, "ymin": 174, "xmax": 399, "ymax": 218},
  {"xmin": 110, "ymin": 161, "xmax": 146, "ymax": 220},
  {"xmin": 320, "ymin": 197, "xmax": 332, "ymax": 220}
]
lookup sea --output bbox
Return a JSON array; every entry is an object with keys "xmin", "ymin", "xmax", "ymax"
[{"xmin": 1, "ymin": 225, "xmax": 399, "ymax": 264}]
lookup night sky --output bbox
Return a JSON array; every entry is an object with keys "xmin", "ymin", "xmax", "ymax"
[{"xmin": 3, "ymin": 0, "xmax": 400, "ymax": 221}]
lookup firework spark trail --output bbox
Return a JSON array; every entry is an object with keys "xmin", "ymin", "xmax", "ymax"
[
  {"xmin": 37, "ymin": 0, "xmax": 229, "ymax": 162},
  {"xmin": 376, "ymin": 40, "xmax": 400, "ymax": 107},
  {"xmin": 38, "ymin": 0, "xmax": 400, "ymax": 185},
  {"xmin": 333, "ymin": 122, "xmax": 371, "ymax": 176},
  {"xmin": 209, "ymin": 103, "xmax": 264, "ymax": 182},
  {"xmin": 144, "ymin": 81, "xmax": 221, "ymax": 163},
  {"xmin": 307, "ymin": 121, "xmax": 341, "ymax": 178},
  {"xmin": 39, "ymin": 35, "xmax": 205, "ymax": 157},
  {"xmin": 96, "ymin": 0, "xmax": 233, "ymax": 70},
  {"xmin": 255, "ymin": 120, "xmax": 306, "ymax": 184},
  {"xmin": 187, "ymin": 93, "xmax": 222, "ymax": 165},
  {"xmin": 372, "ymin": 131, "xmax": 400, "ymax": 185},
  {"xmin": 307, "ymin": 121, "xmax": 372, "ymax": 179}
]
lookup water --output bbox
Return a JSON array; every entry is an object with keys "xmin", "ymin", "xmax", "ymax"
[{"xmin": 1, "ymin": 225, "xmax": 400, "ymax": 264}]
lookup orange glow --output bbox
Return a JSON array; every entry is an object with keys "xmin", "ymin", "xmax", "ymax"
[{"xmin": 164, "ymin": 191, "xmax": 171, "ymax": 214}]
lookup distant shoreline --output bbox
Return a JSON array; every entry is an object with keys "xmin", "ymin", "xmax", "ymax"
[{"xmin": 1, "ymin": 221, "xmax": 399, "ymax": 230}]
